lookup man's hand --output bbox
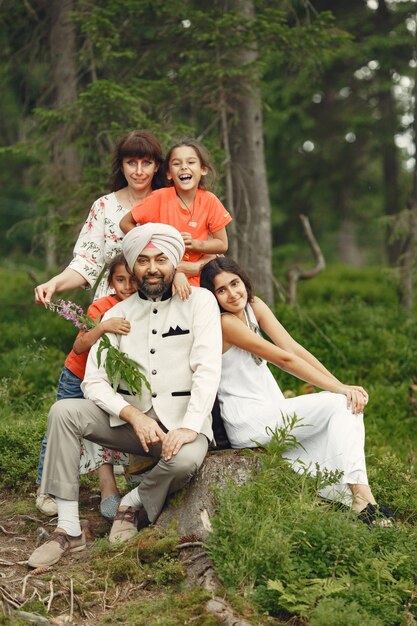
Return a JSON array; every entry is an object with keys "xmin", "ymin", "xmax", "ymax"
[
  {"xmin": 161, "ymin": 428, "xmax": 197, "ymax": 461},
  {"xmin": 132, "ymin": 414, "xmax": 166, "ymax": 452},
  {"xmin": 120, "ymin": 406, "xmax": 166, "ymax": 452}
]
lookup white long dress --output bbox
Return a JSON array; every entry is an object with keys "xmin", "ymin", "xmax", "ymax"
[
  {"xmin": 217, "ymin": 305, "xmax": 369, "ymax": 503},
  {"xmin": 68, "ymin": 192, "xmax": 130, "ymax": 470}
]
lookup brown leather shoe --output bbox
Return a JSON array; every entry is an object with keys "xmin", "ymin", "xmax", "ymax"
[
  {"xmin": 109, "ymin": 505, "xmax": 151, "ymax": 544},
  {"xmin": 136, "ymin": 506, "xmax": 151, "ymax": 531},
  {"xmin": 28, "ymin": 529, "xmax": 86, "ymax": 568},
  {"xmin": 109, "ymin": 506, "xmax": 138, "ymax": 544}
]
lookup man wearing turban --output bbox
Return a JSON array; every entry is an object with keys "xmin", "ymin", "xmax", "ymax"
[{"xmin": 28, "ymin": 223, "xmax": 222, "ymax": 567}]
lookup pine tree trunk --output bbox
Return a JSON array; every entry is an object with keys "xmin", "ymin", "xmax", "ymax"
[
  {"xmin": 226, "ymin": 0, "xmax": 274, "ymax": 305},
  {"xmin": 399, "ymin": 59, "xmax": 417, "ymax": 310},
  {"xmin": 375, "ymin": 0, "xmax": 402, "ymax": 266},
  {"xmin": 338, "ymin": 219, "xmax": 364, "ymax": 266},
  {"xmin": 47, "ymin": 0, "xmax": 80, "ymax": 269}
]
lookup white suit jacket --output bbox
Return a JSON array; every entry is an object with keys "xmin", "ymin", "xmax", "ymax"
[{"xmin": 82, "ymin": 286, "xmax": 221, "ymax": 441}]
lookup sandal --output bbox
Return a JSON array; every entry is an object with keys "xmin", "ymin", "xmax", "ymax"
[{"xmin": 357, "ymin": 503, "xmax": 395, "ymax": 528}]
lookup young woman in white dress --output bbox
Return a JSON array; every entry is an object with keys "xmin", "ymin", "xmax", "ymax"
[
  {"xmin": 200, "ymin": 257, "xmax": 393, "ymax": 526},
  {"xmin": 34, "ymin": 130, "xmax": 165, "ymax": 519}
]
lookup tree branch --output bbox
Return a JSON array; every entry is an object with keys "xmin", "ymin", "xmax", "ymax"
[{"xmin": 287, "ymin": 214, "xmax": 325, "ymax": 306}]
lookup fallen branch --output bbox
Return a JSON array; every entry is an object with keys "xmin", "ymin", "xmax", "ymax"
[
  {"xmin": 14, "ymin": 610, "xmax": 53, "ymax": 625},
  {"xmin": 0, "ymin": 525, "xmax": 17, "ymax": 536},
  {"xmin": 175, "ymin": 541, "xmax": 205, "ymax": 550},
  {"xmin": 21, "ymin": 574, "xmax": 31, "ymax": 599},
  {"xmin": 287, "ymin": 214, "xmax": 325, "ymax": 306},
  {"xmin": 0, "ymin": 583, "xmax": 22, "ymax": 609},
  {"xmin": 46, "ymin": 577, "xmax": 54, "ymax": 613},
  {"xmin": 69, "ymin": 578, "xmax": 74, "ymax": 623}
]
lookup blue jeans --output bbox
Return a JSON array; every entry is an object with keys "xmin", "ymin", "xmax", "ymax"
[{"xmin": 36, "ymin": 366, "xmax": 83, "ymax": 484}]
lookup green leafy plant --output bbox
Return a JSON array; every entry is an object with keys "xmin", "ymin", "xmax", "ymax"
[
  {"xmin": 97, "ymin": 334, "xmax": 151, "ymax": 397},
  {"xmin": 209, "ymin": 419, "xmax": 417, "ymax": 625},
  {"xmin": 48, "ymin": 298, "xmax": 151, "ymax": 398}
]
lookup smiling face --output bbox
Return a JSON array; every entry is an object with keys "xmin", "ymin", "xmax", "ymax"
[
  {"xmin": 109, "ymin": 264, "xmax": 137, "ymax": 301},
  {"xmin": 213, "ymin": 271, "xmax": 248, "ymax": 314},
  {"xmin": 133, "ymin": 247, "xmax": 176, "ymax": 299},
  {"xmin": 167, "ymin": 146, "xmax": 208, "ymax": 194},
  {"xmin": 121, "ymin": 156, "xmax": 159, "ymax": 194}
]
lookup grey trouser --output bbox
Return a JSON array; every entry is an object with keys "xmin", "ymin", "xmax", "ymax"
[{"xmin": 40, "ymin": 398, "xmax": 208, "ymax": 522}]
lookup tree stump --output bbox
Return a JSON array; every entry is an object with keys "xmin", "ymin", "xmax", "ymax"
[{"xmin": 157, "ymin": 448, "xmax": 260, "ymax": 540}]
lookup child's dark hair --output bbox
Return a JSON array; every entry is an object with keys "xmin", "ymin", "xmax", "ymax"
[
  {"xmin": 164, "ymin": 138, "xmax": 216, "ymax": 190},
  {"xmin": 200, "ymin": 257, "xmax": 254, "ymax": 311},
  {"xmin": 107, "ymin": 254, "xmax": 131, "ymax": 284},
  {"xmin": 110, "ymin": 130, "xmax": 165, "ymax": 191}
]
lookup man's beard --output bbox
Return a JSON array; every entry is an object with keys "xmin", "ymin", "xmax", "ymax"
[{"xmin": 136, "ymin": 269, "xmax": 175, "ymax": 298}]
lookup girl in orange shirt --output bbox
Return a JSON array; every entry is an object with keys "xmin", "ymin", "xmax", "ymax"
[
  {"xmin": 119, "ymin": 139, "xmax": 232, "ymax": 299},
  {"xmin": 36, "ymin": 255, "xmax": 137, "ymax": 520}
]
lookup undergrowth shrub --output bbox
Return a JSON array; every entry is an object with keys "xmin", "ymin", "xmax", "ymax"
[
  {"xmin": 0, "ymin": 411, "xmax": 46, "ymax": 490},
  {"xmin": 272, "ymin": 269, "xmax": 417, "ymax": 465},
  {"xmin": 210, "ymin": 421, "xmax": 417, "ymax": 625}
]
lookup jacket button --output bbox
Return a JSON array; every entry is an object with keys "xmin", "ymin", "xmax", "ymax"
[
  {"xmin": 152, "ymin": 392, "xmax": 157, "ymax": 398},
  {"xmin": 153, "ymin": 308, "xmax": 158, "ymax": 314},
  {"xmin": 152, "ymin": 329, "xmax": 157, "ymax": 334},
  {"xmin": 152, "ymin": 369, "xmax": 157, "ymax": 375},
  {"xmin": 150, "ymin": 349, "xmax": 155, "ymax": 354}
]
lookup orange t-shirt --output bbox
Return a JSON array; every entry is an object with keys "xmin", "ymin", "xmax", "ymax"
[
  {"xmin": 131, "ymin": 187, "xmax": 232, "ymax": 285},
  {"xmin": 64, "ymin": 294, "xmax": 119, "ymax": 380}
]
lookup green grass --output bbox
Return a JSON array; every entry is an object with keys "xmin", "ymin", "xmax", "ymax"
[
  {"xmin": 1, "ymin": 261, "xmax": 417, "ymax": 625},
  {"xmin": 209, "ymin": 423, "xmax": 417, "ymax": 625}
]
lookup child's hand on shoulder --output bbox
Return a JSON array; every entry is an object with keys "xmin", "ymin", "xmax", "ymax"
[
  {"xmin": 173, "ymin": 271, "xmax": 192, "ymax": 301},
  {"xmin": 102, "ymin": 317, "xmax": 131, "ymax": 335},
  {"xmin": 181, "ymin": 232, "xmax": 197, "ymax": 250}
]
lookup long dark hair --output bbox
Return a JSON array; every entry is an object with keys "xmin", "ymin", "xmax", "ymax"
[
  {"xmin": 164, "ymin": 138, "xmax": 216, "ymax": 190},
  {"xmin": 200, "ymin": 257, "xmax": 254, "ymax": 311},
  {"xmin": 110, "ymin": 130, "xmax": 165, "ymax": 191}
]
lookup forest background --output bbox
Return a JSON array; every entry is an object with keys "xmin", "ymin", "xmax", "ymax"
[{"xmin": 1, "ymin": 1, "xmax": 417, "ymax": 626}]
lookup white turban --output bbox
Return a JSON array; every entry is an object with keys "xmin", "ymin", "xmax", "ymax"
[{"xmin": 122, "ymin": 222, "xmax": 185, "ymax": 271}]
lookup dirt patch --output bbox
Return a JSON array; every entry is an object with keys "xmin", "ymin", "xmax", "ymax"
[
  {"xmin": 0, "ymin": 488, "xmax": 123, "ymax": 625},
  {"xmin": 0, "ymin": 480, "xmax": 282, "ymax": 626}
]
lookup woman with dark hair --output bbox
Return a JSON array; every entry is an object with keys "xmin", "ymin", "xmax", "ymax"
[
  {"xmin": 200, "ymin": 257, "xmax": 393, "ymax": 526},
  {"xmin": 35, "ymin": 130, "xmax": 164, "ymax": 304},
  {"xmin": 33, "ymin": 130, "xmax": 164, "ymax": 518}
]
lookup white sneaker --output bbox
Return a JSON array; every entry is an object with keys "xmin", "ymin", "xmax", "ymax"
[{"xmin": 36, "ymin": 493, "xmax": 58, "ymax": 516}]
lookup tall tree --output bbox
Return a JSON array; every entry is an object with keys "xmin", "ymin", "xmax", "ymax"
[
  {"xmin": 263, "ymin": 0, "xmax": 415, "ymax": 271},
  {"xmin": 226, "ymin": 0, "xmax": 273, "ymax": 303},
  {"xmin": 46, "ymin": 0, "xmax": 81, "ymax": 268}
]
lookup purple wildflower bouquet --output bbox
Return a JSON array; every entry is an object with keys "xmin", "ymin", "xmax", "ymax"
[
  {"xmin": 48, "ymin": 299, "xmax": 151, "ymax": 397},
  {"xmin": 48, "ymin": 299, "xmax": 97, "ymax": 331}
]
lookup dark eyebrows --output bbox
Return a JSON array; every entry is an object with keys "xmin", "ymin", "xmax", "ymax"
[{"xmin": 136, "ymin": 253, "xmax": 168, "ymax": 261}]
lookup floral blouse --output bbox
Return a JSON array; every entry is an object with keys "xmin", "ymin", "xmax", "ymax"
[{"xmin": 68, "ymin": 193, "xmax": 129, "ymax": 301}]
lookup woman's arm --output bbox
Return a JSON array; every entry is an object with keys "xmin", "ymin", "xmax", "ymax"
[
  {"xmin": 119, "ymin": 211, "xmax": 137, "ymax": 233},
  {"xmin": 176, "ymin": 254, "xmax": 217, "ymax": 277},
  {"xmin": 252, "ymin": 297, "xmax": 340, "ymax": 383},
  {"xmin": 181, "ymin": 227, "xmax": 228, "ymax": 255},
  {"xmin": 221, "ymin": 314, "xmax": 368, "ymax": 413},
  {"xmin": 34, "ymin": 268, "xmax": 88, "ymax": 306}
]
